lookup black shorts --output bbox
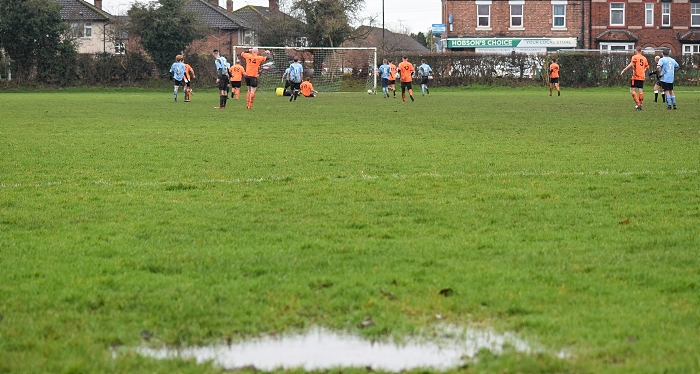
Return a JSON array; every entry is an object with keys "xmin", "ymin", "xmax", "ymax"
[
  {"xmin": 401, "ymin": 81, "xmax": 412, "ymax": 90},
  {"xmin": 245, "ymin": 77, "xmax": 259, "ymax": 87},
  {"xmin": 421, "ymin": 76, "xmax": 429, "ymax": 85},
  {"xmin": 291, "ymin": 82, "xmax": 301, "ymax": 91},
  {"xmin": 230, "ymin": 81, "xmax": 241, "ymax": 88},
  {"xmin": 173, "ymin": 79, "xmax": 184, "ymax": 87},
  {"xmin": 388, "ymin": 80, "xmax": 396, "ymax": 86},
  {"xmin": 630, "ymin": 80, "xmax": 644, "ymax": 89},
  {"xmin": 184, "ymin": 79, "xmax": 192, "ymax": 87},
  {"xmin": 381, "ymin": 78, "xmax": 389, "ymax": 88},
  {"xmin": 217, "ymin": 75, "xmax": 229, "ymax": 91},
  {"xmin": 660, "ymin": 81, "xmax": 674, "ymax": 91},
  {"xmin": 550, "ymin": 78, "xmax": 559, "ymax": 84}
]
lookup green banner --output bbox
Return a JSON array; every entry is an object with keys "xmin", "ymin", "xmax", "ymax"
[
  {"xmin": 446, "ymin": 37, "xmax": 578, "ymax": 49},
  {"xmin": 447, "ymin": 39, "xmax": 521, "ymax": 48}
]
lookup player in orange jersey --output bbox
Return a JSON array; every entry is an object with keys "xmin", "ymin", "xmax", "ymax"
[
  {"xmin": 300, "ymin": 77, "xmax": 318, "ymax": 97},
  {"xmin": 388, "ymin": 59, "xmax": 397, "ymax": 98},
  {"xmin": 182, "ymin": 58, "xmax": 196, "ymax": 102},
  {"xmin": 620, "ymin": 46, "xmax": 649, "ymax": 110},
  {"xmin": 240, "ymin": 47, "xmax": 271, "ymax": 109},
  {"xmin": 397, "ymin": 56, "xmax": 415, "ymax": 102},
  {"xmin": 549, "ymin": 58, "xmax": 560, "ymax": 97},
  {"xmin": 228, "ymin": 59, "xmax": 245, "ymax": 100}
]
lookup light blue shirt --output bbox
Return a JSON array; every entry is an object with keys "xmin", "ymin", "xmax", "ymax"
[
  {"xmin": 657, "ymin": 56, "xmax": 679, "ymax": 84},
  {"xmin": 289, "ymin": 62, "xmax": 303, "ymax": 83},
  {"xmin": 284, "ymin": 67, "xmax": 292, "ymax": 80},
  {"xmin": 169, "ymin": 62, "xmax": 186, "ymax": 81},
  {"xmin": 418, "ymin": 63, "xmax": 432, "ymax": 77},
  {"xmin": 215, "ymin": 56, "xmax": 229, "ymax": 76},
  {"xmin": 378, "ymin": 64, "xmax": 391, "ymax": 79}
]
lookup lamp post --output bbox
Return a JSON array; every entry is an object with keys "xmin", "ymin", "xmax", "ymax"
[{"xmin": 382, "ymin": 0, "xmax": 385, "ymax": 54}]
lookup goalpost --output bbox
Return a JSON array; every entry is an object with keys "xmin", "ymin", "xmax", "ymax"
[{"xmin": 233, "ymin": 46, "xmax": 377, "ymax": 93}]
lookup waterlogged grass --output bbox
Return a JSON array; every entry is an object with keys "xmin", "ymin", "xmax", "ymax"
[{"xmin": 1, "ymin": 87, "xmax": 699, "ymax": 373}]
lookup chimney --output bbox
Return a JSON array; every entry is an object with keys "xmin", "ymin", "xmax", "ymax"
[
  {"xmin": 94, "ymin": 0, "xmax": 102, "ymax": 9},
  {"xmin": 210, "ymin": 0, "xmax": 219, "ymax": 7},
  {"xmin": 227, "ymin": 0, "xmax": 233, "ymax": 12},
  {"xmin": 269, "ymin": 0, "xmax": 279, "ymax": 13}
]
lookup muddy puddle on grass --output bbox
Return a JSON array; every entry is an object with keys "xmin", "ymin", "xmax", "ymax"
[{"xmin": 132, "ymin": 326, "xmax": 564, "ymax": 371}]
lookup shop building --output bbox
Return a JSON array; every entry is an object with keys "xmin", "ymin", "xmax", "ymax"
[{"xmin": 440, "ymin": 0, "xmax": 591, "ymax": 52}]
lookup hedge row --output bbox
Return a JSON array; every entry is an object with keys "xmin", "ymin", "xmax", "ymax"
[
  {"xmin": 394, "ymin": 52, "xmax": 700, "ymax": 88},
  {"xmin": 2, "ymin": 51, "xmax": 698, "ymax": 88}
]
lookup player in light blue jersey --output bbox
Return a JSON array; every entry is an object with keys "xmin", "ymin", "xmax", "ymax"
[
  {"xmin": 657, "ymin": 50, "xmax": 680, "ymax": 110},
  {"xmin": 417, "ymin": 59, "xmax": 433, "ymax": 96},
  {"xmin": 288, "ymin": 57, "xmax": 304, "ymax": 102},
  {"xmin": 213, "ymin": 49, "xmax": 230, "ymax": 109},
  {"xmin": 169, "ymin": 55, "xmax": 186, "ymax": 102},
  {"xmin": 377, "ymin": 59, "xmax": 391, "ymax": 98}
]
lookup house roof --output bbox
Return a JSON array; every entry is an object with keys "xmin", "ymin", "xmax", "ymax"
[
  {"xmin": 232, "ymin": 5, "xmax": 302, "ymax": 32},
  {"xmin": 596, "ymin": 30, "xmax": 638, "ymax": 42},
  {"xmin": 232, "ymin": 5, "xmax": 271, "ymax": 30},
  {"xmin": 344, "ymin": 26, "xmax": 429, "ymax": 54},
  {"xmin": 186, "ymin": 0, "xmax": 251, "ymax": 30},
  {"xmin": 51, "ymin": 0, "xmax": 112, "ymax": 21}
]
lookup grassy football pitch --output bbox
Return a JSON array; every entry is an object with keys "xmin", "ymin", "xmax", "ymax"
[{"xmin": 1, "ymin": 87, "xmax": 699, "ymax": 373}]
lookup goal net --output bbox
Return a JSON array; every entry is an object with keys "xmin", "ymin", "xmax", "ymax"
[{"xmin": 233, "ymin": 46, "xmax": 377, "ymax": 93}]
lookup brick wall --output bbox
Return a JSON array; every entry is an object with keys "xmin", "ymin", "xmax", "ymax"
[
  {"xmin": 587, "ymin": 0, "xmax": 693, "ymax": 53},
  {"xmin": 443, "ymin": 0, "xmax": 591, "ymax": 48}
]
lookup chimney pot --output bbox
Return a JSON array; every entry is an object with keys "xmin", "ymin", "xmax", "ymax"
[
  {"xmin": 227, "ymin": 0, "xmax": 233, "ymax": 12},
  {"xmin": 269, "ymin": 0, "xmax": 279, "ymax": 13},
  {"xmin": 94, "ymin": 0, "xmax": 102, "ymax": 9}
]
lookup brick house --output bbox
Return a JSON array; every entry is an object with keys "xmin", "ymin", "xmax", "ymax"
[
  {"xmin": 591, "ymin": 0, "xmax": 700, "ymax": 55},
  {"xmin": 440, "ymin": 0, "xmax": 589, "ymax": 53},
  {"xmin": 88, "ymin": 0, "xmax": 251, "ymax": 59},
  {"xmin": 52, "ymin": 0, "xmax": 115, "ymax": 54},
  {"xmin": 185, "ymin": 0, "xmax": 252, "ymax": 60},
  {"xmin": 440, "ymin": 0, "xmax": 700, "ymax": 56}
]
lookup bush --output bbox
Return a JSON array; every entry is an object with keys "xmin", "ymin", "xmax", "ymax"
[{"xmin": 385, "ymin": 52, "xmax": 700, "ymax": 88}]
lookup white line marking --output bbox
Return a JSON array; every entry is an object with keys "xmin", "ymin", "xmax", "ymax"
[{"xmin": 2, "ymin": 170, "xmax": 697, "ymax": 189}]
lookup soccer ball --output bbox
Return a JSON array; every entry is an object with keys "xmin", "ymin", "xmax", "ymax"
[{"xmin": 367, "ymin": 89, "xmax": 373, "ymax": 94}]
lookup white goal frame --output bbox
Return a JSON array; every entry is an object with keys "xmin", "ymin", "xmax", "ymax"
[{"xmin": 233, "ymin": 46, "xmax": 377, "ymax": 93}]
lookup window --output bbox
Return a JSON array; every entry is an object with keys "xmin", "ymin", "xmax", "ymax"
[
  {"xmin": 692, "ymin": 3, "xmax": 700, "ymax": 27},
  {"xmin": 553, "ymin": 4, "xmax": 566, "ymax": 28},
  {"xmin": 70, "ymin": 22, "xmax": 92, "ymax": 39},
  {"xmin": 645, "ymin": 3, "xmax": 654, "ymax": 26},
  {"xmin": 477, "ymin": 4, "xmax": 491, "ymax": 28},
  {"xmin": 600, "ymin": 42, "xmax": 634, "ymax": 52},
  {"xmin": 610, "ymin": 3, "xmax": 624, "ymax": 26},
  {"xmin": 243, "ymin": 30, "xmax": 257, "ymax": 45},
  {"xmin": 115, "ymin": 42, "xmax": 125, "ymax": 55},
  {"xmin": 662, "ymin": 3, "xmax": 670, "ymax": 26},
  {"xmin": 683, "ymin": 44, "xmax": 700, "ymax": 55},
  {"xmin": 510, "ymin": 4, "xmax": 523, "ymax": 27}
]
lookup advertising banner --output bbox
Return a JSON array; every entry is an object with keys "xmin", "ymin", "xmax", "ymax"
[{"xmin": 446, "ymin": 38, "xmax": 577, "ymax": 49}]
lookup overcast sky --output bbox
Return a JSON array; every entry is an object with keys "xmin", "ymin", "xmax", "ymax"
[{"xmin": 96, "ymin": 0, "xmax": 442, "ymax": 34}]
